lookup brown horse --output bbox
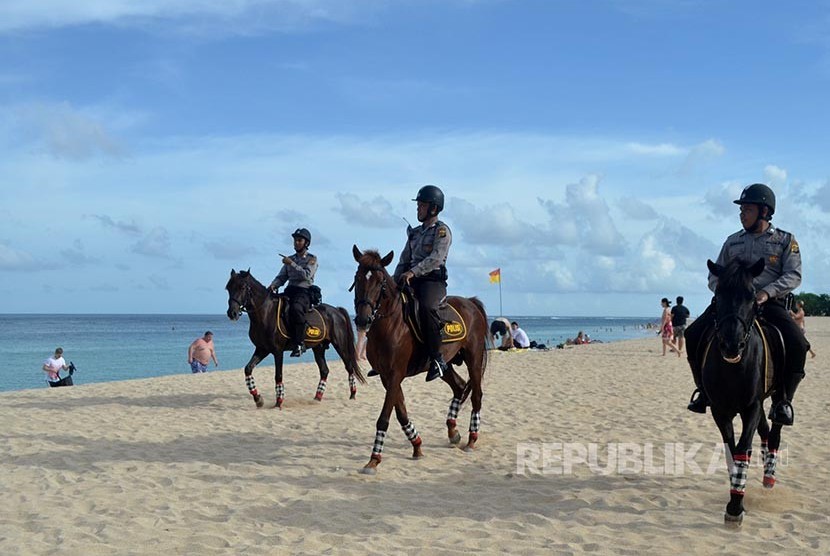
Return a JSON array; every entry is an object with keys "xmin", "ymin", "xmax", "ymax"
[
  {"xmin": 351, "ymin": 246, "xmax": 489, "ymax": 475},
  {"xmin": 226, "ymin": 269, "xmax": 365, "ymax": 408}
]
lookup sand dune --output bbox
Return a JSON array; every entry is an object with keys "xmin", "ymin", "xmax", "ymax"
[{"xmin": 1, "ymin": 318, "xmax": 828, "ymax": 554}]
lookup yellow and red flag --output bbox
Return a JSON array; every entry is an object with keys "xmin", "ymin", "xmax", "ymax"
[{"xmin": 489, "ymin": 268, "xmax": 501, "ymax": 284}]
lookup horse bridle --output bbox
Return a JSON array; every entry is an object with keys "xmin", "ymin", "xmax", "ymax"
[
  {"xmin": 350, "ymin": 266, "xmax": 389, "ymax": 326},
  {"xmin": 230, "ymin": 280, "xmax": 252, "ymax": 314},
  {"xmin": 713, "ymin": 297, "xmax": 758, "ymax": 350}
]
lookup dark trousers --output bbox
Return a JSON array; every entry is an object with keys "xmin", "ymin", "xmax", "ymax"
[
  {"xmin": 412, "ymin": 279, "xmax": 446, "ymax": 359},
  {"xmin": 285, "ymin": 286, "xmax": 311, "ymax": 346},
  {"xmin": 685, "ymin": 299, "xmax": 809, "ymax": 396}
]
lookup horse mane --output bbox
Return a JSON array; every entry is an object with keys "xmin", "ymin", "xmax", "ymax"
[
  {"xmin": 237, "ymin": 269, "xmax": 266, "ymax": 291},
  {"xmin": 358, "ymin": 249, "xmax": 387, "ymax": 270}
]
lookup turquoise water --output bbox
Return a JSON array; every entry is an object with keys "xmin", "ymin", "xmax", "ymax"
[{"xmin": 0, "ymin": 314, "xmax": 652, "ymax": 392}]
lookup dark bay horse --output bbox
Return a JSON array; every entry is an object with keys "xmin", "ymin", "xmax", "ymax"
[
  {"xmin": 703, "ymin": 258, "xmax": 786, "ymax": 526},
  {"xmin": 351, "ymin": 246, "xmax": 489, "ymax": 475},
  {"xmin": 225, "ymin": 269, "xmax": 365, "ymax": 408}
]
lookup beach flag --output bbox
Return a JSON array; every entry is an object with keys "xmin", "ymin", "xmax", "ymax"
[{"xmin": 489, "ymin": 268, "xmax": 501, "ymax": 284}]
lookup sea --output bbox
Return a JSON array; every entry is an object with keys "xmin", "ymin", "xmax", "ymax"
[{"xmin": 0, "ymin": 314, "xmax": 654, "ymax": 393}]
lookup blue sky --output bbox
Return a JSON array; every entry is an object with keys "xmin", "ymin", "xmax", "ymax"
[{"xmin": 1, "ymin": 0, "xmax": 829, "ymax": 317}]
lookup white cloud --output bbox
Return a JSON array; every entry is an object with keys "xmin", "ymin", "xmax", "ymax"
[
  {"xmin": 0, "ymin": 242, "xmax": 41, "ymax": 271},
  {"xmin": 0, "ymin": 0, "xmax": 391, "ymax": 34},
  {"xmin": 131, "ymin": 227, "xmax": 172, "ymax": 258},
  {"xmin": 617, "ymin": 197, "xmax": 659, "ymax": 220},
  {"xmin": 764, "ymin": 164, "xmax": 788, "ymax": 187},
  {"xmin": 334, "ymin": 193, "xmax": 400, "ymax": 229}
]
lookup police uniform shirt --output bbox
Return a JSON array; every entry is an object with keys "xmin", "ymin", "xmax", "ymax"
[
  {"xmin": 393, "ymin": 220, "xmax": 452, "ymax": 280},
  {"xmin": 270, "ymin": 252, "xmax": 318, "ymax": 289},
  {"xmin": 708, "ymin": 225, "xmax": 801, "ymax": 299}
]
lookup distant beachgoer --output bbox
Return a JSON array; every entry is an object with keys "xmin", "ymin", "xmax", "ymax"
[
  {"xmin": 574, "ymin": 331, "xmax": 589, "ymax": 345},
  {"xmin": 510, "ymin": 322, "xmax": 530, "ymax": 349},
  {"xmin": 188, "ymin": 331, "xmax": 218, "ymax": 373},
  {"xmin": 490, "ymin": 317, "xmax": 513, "ymax": 351},
  {"xmin": 790, "ymin": 300, "xmax": 816, "ymax": 358},
  {"xmin": 43, "ymin": 347, "xmax": 69, "ymax": 387},
  {"xmin": 660, "ymin": 298, "xmax": 681, "ymax": 357},
  {"xmin": 671, "ymin": 296, "xmax": 690, "ymax": 354}
]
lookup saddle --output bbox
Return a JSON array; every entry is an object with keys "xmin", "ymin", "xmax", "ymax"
[
  {"xmin": 274, "ymin": 296, "xmax": 326, "ymax": 345},
  {"xmin": 699, "ymin": 318, "xmax": 786, "ymax": 396},
  {"xmin": 399, "ymin": 288, "xmax": 467, "ymax": 345}
]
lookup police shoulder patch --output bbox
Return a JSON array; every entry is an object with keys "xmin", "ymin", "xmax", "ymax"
[
  {"xmin": 437, "ymin": 226, "xmax": 448, "ymax": 238},
  {"xmin": 791, "ymin": 240, "xmax": 800, "ymax": 254},
  {"xmin": 308, "ymin": 255, "xmax": 317, "ymax": 264}
]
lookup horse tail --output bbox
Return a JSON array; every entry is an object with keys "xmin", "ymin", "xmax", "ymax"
[
  {"xmin": 337, "ymin": 306, "xmax": 367, "ymax": 384},
  {"xmin": 469, "ymin": 296, "xmax": 489, "ymax": 373}
]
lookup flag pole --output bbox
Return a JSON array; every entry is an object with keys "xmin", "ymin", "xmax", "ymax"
[{"xmin": 499, "ymin": 273, "xmax": 503, "ymax": 316}]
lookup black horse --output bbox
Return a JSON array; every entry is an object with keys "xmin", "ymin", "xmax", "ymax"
[
  {"xmin": 702, "ymin": 258, "xmax": 786, "ymax": 526},
  {"xmin": 225, "ymin": 269, "xmax": 365, "ymax": 408}
]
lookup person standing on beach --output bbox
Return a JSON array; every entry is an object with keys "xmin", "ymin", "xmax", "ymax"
[
  {"xmin": 269, "ymin": 228, "xmax": 318, "ymax": 357},
  {"xmin": 684, "ymin": 183, "xmax": 809, "ymax": 425},
  {"xmin": 790, "ymin": 300, "xmax": 817, "ymax": 358},
  {"xmin": 670, "ymin": 296, "xmax": 690, "ymax": 354},
  {"xmin": 659, "ymin": 298, "xmax": 681, "ymax": 357},
  {"xmin": 188, "ymin": 331, "xmax": 218, "ymax": 373},
  {"xmin": 394, "ymin": 185, "xmax": 452, "ymax": 382},
  {"xmin": 42, "ymin": 347, "xmax": 69, "ymax": 386}
]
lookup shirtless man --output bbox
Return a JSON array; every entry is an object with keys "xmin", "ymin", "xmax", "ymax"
[{"xmin": 188, "ymin": 331, "xmax": 218, "ymax": 373}]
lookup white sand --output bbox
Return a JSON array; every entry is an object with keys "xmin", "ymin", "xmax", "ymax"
[{"xmin": 1, "ymin": 318, "xmax": 828, "ymax": 555}]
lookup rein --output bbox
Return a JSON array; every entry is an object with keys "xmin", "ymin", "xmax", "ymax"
[
  {"xmin": 231, "ymin": 280, "xmax": 253, "ymax": 314},
  {"xmin": 714, "ymin": 300, "xmax": 758, "ymax": 353}
]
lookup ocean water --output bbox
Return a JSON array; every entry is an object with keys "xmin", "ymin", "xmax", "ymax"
[{"xmin": 0, "ymin": 314, "xmax": 653, "ymax": 392}]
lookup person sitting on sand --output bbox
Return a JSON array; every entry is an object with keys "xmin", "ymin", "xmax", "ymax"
[
  {"xmin": 574, "ymin": 331, "xmax": 589, "ymax": 345},
  {"xmin": 490, "ymin": 317, "xmax": 514, "ymax": 351}
]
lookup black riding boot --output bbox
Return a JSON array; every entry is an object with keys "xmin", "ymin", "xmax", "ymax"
[
  {"xmin": 769, "ymin": 372, "xmax": 804, "ymax": 426},
  {"xmin": 426, "ymin": 353, "xmax": 446, "ymax": 382}
]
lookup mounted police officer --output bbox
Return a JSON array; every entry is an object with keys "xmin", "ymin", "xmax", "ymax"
[
  {"xmin": 394, "ymin": 185, "xmax": 452, "ymax": 382},
  {"xmin": 685, "ymin": 183, "xmax": 809, "ymax": 425},
  {"xmin": 269, "ymin": 228, "xmax": 318, "ymax": 357}
]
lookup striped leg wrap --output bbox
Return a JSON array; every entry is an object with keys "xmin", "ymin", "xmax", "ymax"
[
  {"xmin": 245, "ymin": 375, "xmax": 258, "ymax": 396},
  {"xmin": 764, "ymin": 449, "xmax": 778, "ymax": 486},
  {"xmin": 372, "ymin": 430, "xmax": 387, "ymax": 457},
  {"xmin": 276, "ymin": 382, "xmax": 285, "ymax": 405},
  {"xmin": 760, "ymin": 440, "xmax": 768, "ymax": 462},
  {"xmin": 469, "ymin": 411, "xmax": 481, "ymax": 433},
  {"xmin": 349, "ymin": 374, "xmax": 357, "ymax": 393},
  {"xmin": 315, "ymin": 378, "xmax": 327, "ymax": 400},
  {"xmin": 401, "ymin": 420, "xmax": 421, "ymax": 446},
  {"xmin": 729, "ymin": 454, "xmax": 751, "ymax": 495},
  {"xmin": 446, "ymin": 398, "xmax": 462, "ymax": 427}
]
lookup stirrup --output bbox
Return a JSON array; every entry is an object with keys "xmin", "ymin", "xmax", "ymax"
[
  {"xmin": 687, "ymin": 389, "xmax": 707, "ymax": 414},
  {"xmin": 769, "ymin": 400, "xmax": 794, "ymax": 426},
  {"xmin": 426, "ymin": 358, "xmax": 445, "ymax": 382}
]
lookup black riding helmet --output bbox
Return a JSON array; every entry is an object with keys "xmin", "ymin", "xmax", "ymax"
[
  {"xmin": 413, "ymin": 185, "xmax": 444, "ymax": 215},
  {"xmin": 734, "ymin": 183, "xmax": 775, "ymax": 220},
  {"xmin": 292, "ymin": 227, "xmax": 312, "ymax": 246}
]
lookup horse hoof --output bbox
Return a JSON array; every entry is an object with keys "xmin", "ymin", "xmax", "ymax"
[
  {"xmin": 763, "ymin": 476, "xmax": 776, "ymax": 489},
  {"xmin": 274, "ymin": 399, "xmax": 283, "ymax": 410},
  {"xmin": 448, "ymin": 432, "xmax": 462, "ymax": 445},
  {"xmin": 314, "ymin": 395, "xmax": 323, "ymax": 402},
  {"xmin": 463, "ymin": 444, "xmax": 476, "ymax": 453},
  {"xmin": 359, "ymin": 466, "xmax": 377, "ymax": 476},
  {"xmin": 254, "ymin": 395, "xmax": 264, "ymax": 408},
  {"xmin": 724, "ymin": 511, "xmax": 745, "ymax": 528},
  {"xmin": 350, "ymin": 392, "xmax": 357, "ymax": 400}
]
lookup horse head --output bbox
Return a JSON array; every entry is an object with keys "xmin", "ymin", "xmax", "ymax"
[
  {"xmin": 225, "ymin": 268, "xmax": 252, "ymax": 321},
  {"xmin": 351, "ymin": 245, "xmax": 395, "ymax": 329},
  {"xmin": 708, "ymin": 257, "xmax": 765, "ymax": 363}
]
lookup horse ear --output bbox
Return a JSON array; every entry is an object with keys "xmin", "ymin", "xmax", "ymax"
[
  {"xmin": 381, "ymin": 250, "xmax": 395, "ymax": 267},
  {"xmin": 353, "ymin": 244, "xmax": 363, "ymax": 262},
  {"xmin": 707, "ymin": 259, "xmax": 723, "ymax": 277},
  {"xmin": 231, "ymin": 269, "xmax": 236, "ymax": 276},
  {"xmin": 750, "ymin": 257, "xmax": 765, "ymax": 277}
]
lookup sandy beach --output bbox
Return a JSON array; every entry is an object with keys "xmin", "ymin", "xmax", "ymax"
[{"xmin": 1, "ymin": 318, "xmax": 828, "ymax": 555}]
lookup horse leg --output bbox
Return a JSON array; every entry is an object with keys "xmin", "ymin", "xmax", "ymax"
[
  {"xmin": 394, "ymin": 390, "xmax": 423, "ymax": 459},
  {"xmin": 274, "ymin": 352, "xmax": 285, "ymax": 409},
  {"xmin": 244, "ymin": 350, "xmax": 268, "ymax": 408},
  {"xmin": 442, "ymin": 364, "xmax": 466, "ymax": 445},
  {"xmin": 724, "ymin": 402, "xmax": 763, "ymax": 526},
  {"xmin": 360, "ymin": 373, "xmax": 403, "ymax": 475},
  {"xmin": 464, "ymin": 356, "xmax": 485, "ymax": 452},
  {"xmin": 312, "ymin": 345, "xmax": 330, "ymax": 401},
  {"xmin": 763, "ymin": 421, "xmax": 784, "ymax": 489}
]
